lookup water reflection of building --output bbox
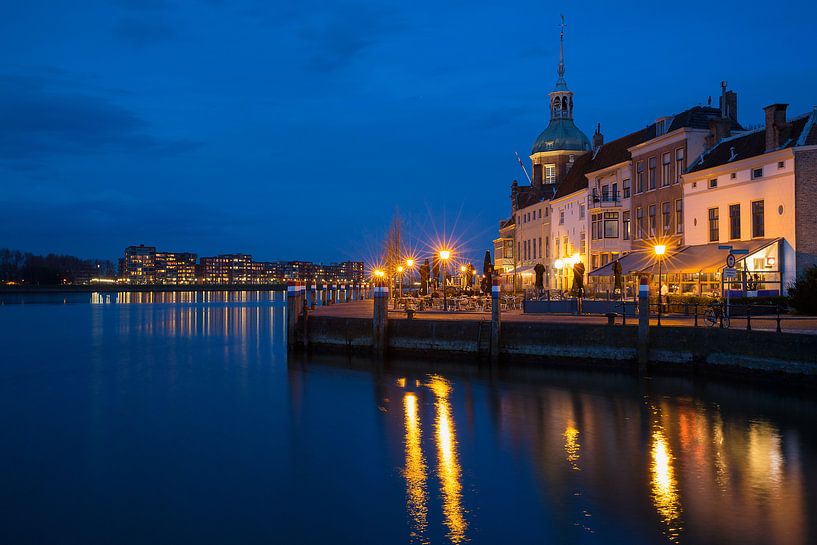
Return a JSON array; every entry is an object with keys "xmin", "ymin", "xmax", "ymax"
[{"xmin": 489, "ymin": 375, "xmax": 807, "ymax": 544}]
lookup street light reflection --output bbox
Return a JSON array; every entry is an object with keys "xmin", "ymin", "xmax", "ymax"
[
  {"xmin": 651, "ymin": 429, "xmax": 683, "ymax": 543},
  {"xmin": 403, "ymin": 393, "xmax": 428, "ymax": 543},
  {"xmin": 427, "ymin": 375, "xmax": 467, "ymax": 544}
]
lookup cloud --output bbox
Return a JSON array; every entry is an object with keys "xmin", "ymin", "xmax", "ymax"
[
  {"xmin": 298, "ymin": 3, "xmax": 405, "ymax": 71},
  {"xmin": 112, "ymin": 16, "xmax": 177, "ymax": 46},
  {"xmin": 0, "ymin": 73, "xmax": 198, "ymax": 165}
]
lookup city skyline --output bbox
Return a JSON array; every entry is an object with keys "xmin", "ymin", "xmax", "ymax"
[{"xmin": 2, "ymin": 1, "xmax": 816, "ymax": 262}]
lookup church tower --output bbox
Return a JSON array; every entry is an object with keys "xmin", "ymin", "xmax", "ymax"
[{"xmin": 530, "ymin": 16, "xmax": 591, "ymax": 190}]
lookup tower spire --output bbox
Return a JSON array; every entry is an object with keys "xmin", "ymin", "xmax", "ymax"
[{"xmin": 557, "ymin": 14, "xmax": 566, "ymax": 82}]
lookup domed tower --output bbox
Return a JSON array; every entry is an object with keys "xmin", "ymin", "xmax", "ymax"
[{"xmin": 530, "ymin": 16, "xmax": 591, "ymax": 191}]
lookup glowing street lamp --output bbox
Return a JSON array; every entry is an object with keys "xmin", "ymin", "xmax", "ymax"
[
  {"xmin": 439, "ymin": 249, "xmax": 451, "ymax": 311},
  {"xmin": 396, "ymin": 265, "xmax": 404, "ymax": 296},
  {"xmin": 405, "ymin": 258, "xmax": 415, "ymax": 293},
  {"xmin": 554, "ymin": 259, "xmax": 564, "ymax": 292},
  {"xmin": 654, "ymin": 244, "xmax": 666, "ymax": 326}
]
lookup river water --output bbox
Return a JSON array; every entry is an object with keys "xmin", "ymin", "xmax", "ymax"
[{"xmin": 1, "ymin": 291, "xmax": 815, "ymax": 544}]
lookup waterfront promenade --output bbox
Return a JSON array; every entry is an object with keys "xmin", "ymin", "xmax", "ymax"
[{"xmin": 310, "ymin": 299, "xmax": 817, "ymax": 335}]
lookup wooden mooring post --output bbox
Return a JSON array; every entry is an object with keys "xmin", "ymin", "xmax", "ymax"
[
  {"xmin": 287, "ymin": 281, "xmax": 305, "ymax": 350},
  {"xmin": 373, "ymin": 282, "xmax": 389, "ymax": 358},
  {"xmin": 637, "ymin": 276, "xmax": 649, "ymax": 373},
  {"xmin": 491, "ymin": 278, "xmax": 501, "ymax": 364}
]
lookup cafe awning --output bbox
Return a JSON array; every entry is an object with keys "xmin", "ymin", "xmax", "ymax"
[{"xmin": 588, "ymin": 238, "xmax": 781, "ymax": 276}]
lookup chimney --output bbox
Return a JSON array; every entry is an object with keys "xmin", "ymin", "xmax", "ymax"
[
  {"xmin": 707, "ymin": 117, "xmax": 732, "ymax": 147},
  {"xmin": 764, "ymin": 104, "xmax": 789, "ymax": 151},
  {"xmin": 511, "ymin": 180, "xmax": 519, "ymax": 212},
  {"xmin": 592, "ymin": 123, "xmax": 604, "ymax": 150},
  {"xmin": 717, "ymin": 82, "xmax": 739, "ymax": 124}
]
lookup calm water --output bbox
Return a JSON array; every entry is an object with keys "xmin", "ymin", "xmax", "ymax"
[{"xmin": 1, "ymin": 292, "xmax": 816, "ymax": 545}]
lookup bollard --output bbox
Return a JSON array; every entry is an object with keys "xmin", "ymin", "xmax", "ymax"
[
  {"xmin": 331, "ymin": 284, "xmax": 338, "ymax": 305},
  {"xmin": 310, "ymin": 282, "xmax": 317, "ymax": 310},
  {"xmin": 490, "ymin": 278, "xmax": 501, "ymax": 364},
  {"xmin": 321, "ymin": 285, "xmax": 327, "ymax": 306},
  {"xmin": 373, "ymin": 282, "xmax": 389, "ymax": 357},
  {"xmin": 621, "ymin": 300, "xmax": 627, "ymax": 326},
  {"xmin": 341, "ymin": 284, "xmax": 347, "ymax": 303},
  {"xmin": 746, "ymin": 304, "xmax": 752, "ymax": 331},
  {"xmin": 286, "ymin": 281, "xmax": 300, "ymax": 349},
  {"xmin": 637, "ymin": 276, "xmax": 649, "ymax": 374}
]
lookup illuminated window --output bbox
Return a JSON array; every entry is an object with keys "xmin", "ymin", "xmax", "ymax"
[{"xmin": 662, "ymin": 153, "xmax": 671, "ymax": 187}]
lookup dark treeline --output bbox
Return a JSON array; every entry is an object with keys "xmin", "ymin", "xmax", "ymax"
[{"xmin": 0, "ymin": 249, "xmax": 116, "ymax": 285}]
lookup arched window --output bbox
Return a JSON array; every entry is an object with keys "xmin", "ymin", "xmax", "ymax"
[
  {"xmin": 553, "ymin": 98, "xmax": 561, "ymax": 111},
  {"xmin": 561, "ymin": 96, "xmax": 568, "ymax": 111}
]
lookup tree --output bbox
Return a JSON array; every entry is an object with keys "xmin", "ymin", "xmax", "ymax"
[
  {"xmin": 481, "ymin": 250, "xmax": 493, "ymax": 293},
  {"xmin": 788, "ymin": 265, "xmax": 817, "ymax": 314}
]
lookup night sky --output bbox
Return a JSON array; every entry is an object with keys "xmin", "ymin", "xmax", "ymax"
[{"xmin": 2, "ymin": 0, "xmax": 816, "ymax": 263}]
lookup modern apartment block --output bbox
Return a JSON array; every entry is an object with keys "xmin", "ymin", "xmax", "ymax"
[
  {"xmin": 155, "ymin": 252, "xmax": 197, "ymax": 284},
  {"xmin": 123, "ymin": 245, "xmax": 157, "ymax": 284}
]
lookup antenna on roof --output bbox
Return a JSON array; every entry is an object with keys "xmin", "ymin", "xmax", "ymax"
[{"xmin": 515, "ymin": 152, "xmax": 533, "ymax": 184}]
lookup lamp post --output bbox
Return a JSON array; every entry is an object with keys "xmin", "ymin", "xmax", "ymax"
[
  {"xmin": 460, "ymin": 265, "xmax": 467, "ymax": 290},
  {"xmin": 405, "ymin": 258, "xmax": 414, "ymax": 294},
  {"xmin": 439, "ymin": 249, "xmax": 451, "ymax": 311},
  {"xmin": 654, "ymin": 244, "xmax": 666, "ymax": 326},
  {"xmin": 396, "ymin": 265, "xmax": 404, "ymax": 298}
]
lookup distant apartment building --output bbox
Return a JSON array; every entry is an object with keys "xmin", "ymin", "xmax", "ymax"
[
  {"xmin": 200, "ymin": 254, "xmax": 254, "ymax": 284},
  {"xmin": 123, "ymin": 245, "xmax": 156, "ymax": 284},
  {"xmin": 155, "ymin": 252, "xmax": 197, "ymax": 284}
]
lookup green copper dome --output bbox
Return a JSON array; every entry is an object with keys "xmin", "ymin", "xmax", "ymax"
[{"xmin": 531, "ymin": 118, "xmax": 591, "ymax": 154}]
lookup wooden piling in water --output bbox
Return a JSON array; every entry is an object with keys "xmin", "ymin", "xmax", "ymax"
[
  {"xmin": 491, "ymin": 278, "xmax": 501, "ymax": 364},
  {"xmin": 373, "ymin": 282, "xmax": 389, "ymax": 358},
  {"xmin": 637, "ymin": 277, "xmax": 649, "ymax": 373}
]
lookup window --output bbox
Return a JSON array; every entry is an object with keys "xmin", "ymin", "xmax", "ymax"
[
  {"xmin": 778, "ymin": 161, "xmax": 785, "ymax": 169},
  {"xmin": 649, "ymin": 205, "xmax": 656, "ymax": 237},
  {"xmin": 752, "ymin": 168, "xmax": 763, "ymax": 179},
  {"xmin": 708, "ymin": 178, "xmax": 717, "ymax": 189},
  {"xmin": 708, "ymin": 207, "xmax": 719, "ymax": 242},
  {"xmin": 538, "ymin": 238, "xmax": 542, "ymax": 257},
  {"xmin": 545, "ymin": 164, "xmax": 557, "ymax": 184},
  {"xmin": 580, "ymin": 231, "xmax": 586, "ymax": 253},
  {"xmin": 601, "ymin": 184, "xmax": 609, "ymax": 201},
  {"xmin": 604, "ymin": 212, "xmax": 619, "ymax": 238},
  {"xmin": 532, "ymin": 239, "xmax": 537, "ymax": 259},
  {"xmin": 662, "ymin": 202, "xmax": 671, "ymax": 234},
  {"xmin": 559, "ymin": 210, "xmax": 565, "ymax": 225},
  {"xmin": 517, "ymin": 241, "xmax": 521, "ymax": 259},
  {"xmin": 636, "ymin": 207, "xmax": 644, "ymax": 239},
  {"xmin": 591, "ymin": 213, "xmax": 602, "ymax": 240},
  {"xmin": 675, "ymin": 200, "xmax": 683, "ymax": 234},
  {"xmin": 636, "ymin": 162, "xmax": 644, "ymax": 193},
  {"xmin": 662, "ymin": 153, "xmax": 671, "ymax": 187},
  {"xmin": 729, "ymin": 204, "xmax": 741, "ymax": 240},
  {"xmin": 648, "ymin": 157, "xmax": 656, "ymax": 190},
  {"xmin": 591, "ymin": 254, "xmax": 599, "ymax": 270},
  {"xmin": 730, "ymin": 172, "xmax": 736, "ymax": 179},
  {"xmin": 579, "ymin": 203, "xmax": 586, "ymax": 220},
  {"xmin": 612, "ymin": 182, "xmax": 618, "ymax": 201},
  {"xmin": 623, "ymin": 211, "xmax": 631, "ymax": 240},
  {"xmin": 623, "ymin": 179, "xmax": 631, "ymax": 199},
  {"xmin": 554, "ymin": 238, "xmax": 559, "ymax": 258},
  {"xmin": 675, "ymin": 148, "xmax": 684, "ymax": 183},
  {"xmin": 545, "ymin": 236, "xmax": 550, "ymax": 258},
  {"xmin": 752, "ymin": 200, "xmax": 765, "ymax": 238}
]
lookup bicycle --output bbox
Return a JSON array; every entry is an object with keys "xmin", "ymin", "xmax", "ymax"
[{"xmin": 703, "ymin": 301, "xmax": 730, "ymax": 328}]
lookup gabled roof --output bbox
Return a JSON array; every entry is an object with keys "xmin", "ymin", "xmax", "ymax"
[
  {"xmin": 667, "ymin": 105, "xmax": 744, "ymax": 132},
  {"xmin": 687, "ymin": 109, "xmax": 817, "ymax": 174},
  {"xmin": 553, "ymin": 124, "xmax": 657, "ymax": 200}
]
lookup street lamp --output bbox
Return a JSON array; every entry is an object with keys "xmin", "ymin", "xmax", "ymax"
[
  {"xmin": 405, "ymin": 258, "xmax": 415, "ymax": 294},
  {"xmin": 460, "ymin": 264, "xmax": 467, "ymax": 289},
  {"xmin": 396, "ymin": 265, "xmax": 404, "ymax": 297},
  {"xmin": 554, "ymin": 259, "xmax": 564, "ymax": 293},
  {"xmin": 654, "ymin": 244, "xmax": 666, "ymax": 326},
  {"xmin": 439, "ymin": 249, "xmax": 451, "ymax": 311}
]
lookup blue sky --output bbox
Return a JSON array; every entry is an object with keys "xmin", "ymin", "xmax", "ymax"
[{"xmin": 2, "ymin": 0, "xmax": 816, "ymax": 263}]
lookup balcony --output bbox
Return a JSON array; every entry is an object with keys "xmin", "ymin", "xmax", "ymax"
[{"xmin": 588, "ymin": 190, "xmax": 622, "ymax": 209}]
